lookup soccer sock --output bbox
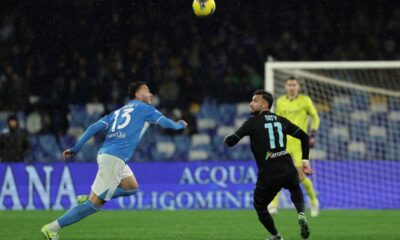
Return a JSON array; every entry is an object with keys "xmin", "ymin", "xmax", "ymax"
[
  {"xmin": 48, "ymin": 220, "xmax": 61, "ymax": 232},
  {"xmin": 111, "ymin": 187, "xmax": 138, "ymax": 199},
  {"xmin": 301, "ymin": 178, "xmax": 317, "ymax": 204},
  {"xmin": 57, "ymin": 200, "xmax": 100, "ymax": 228},
  {"xmin": 256, "ymin": 210, "xmax": 278, "ymax": 236},
  {"xmin": 270, "ymin": 191, "xmax": 280, "ymax": 208},
  {"xmin": 290, "ymin": 185, "xmax": 305, "ymax": 213}
]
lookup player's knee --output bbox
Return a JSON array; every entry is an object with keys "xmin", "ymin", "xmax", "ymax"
[
  {"xmin": 253, "ymin": 201, "xmax": 267, "ymax": 212},
  {"xmin": 120, "ymin": 176, "xmax": 139, "ymax": 189}
]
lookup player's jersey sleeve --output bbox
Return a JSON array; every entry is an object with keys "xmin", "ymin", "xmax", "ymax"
[
  {"xmin": 305, "ymin": 96, "xmax": 320, "ymax": 131},
  {"xmin": 235, "ymin": 119, "xmax": 253, "ymax": 138},
  {"xmin": 145, "ymin": 105, "xmax": 165, "ymax": 124},
  {"xmin": 224, "ymin": 119, "xmax": 253, "ymax": 147},
  {"xmin": 280, "ymin": 117, "xmax": 300, "ymax": 136},
  {"xmin": 99, "ymin": 114, "xmax": 112, "ymax": 130}
]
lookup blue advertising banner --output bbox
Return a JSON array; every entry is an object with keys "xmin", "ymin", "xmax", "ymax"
[{"xmin": 0, "ymin": 160, "xmax": 399, "ymax": 210}]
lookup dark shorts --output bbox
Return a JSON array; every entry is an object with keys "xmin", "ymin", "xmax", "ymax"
[{"xmin": 253, "ymin": 171, "xmax": 300, "ymax": 211}]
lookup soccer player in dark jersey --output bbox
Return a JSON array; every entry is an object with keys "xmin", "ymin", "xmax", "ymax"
[{"xmin": 224, "ymin": 90, "xmax": 312, "ymax": 240}]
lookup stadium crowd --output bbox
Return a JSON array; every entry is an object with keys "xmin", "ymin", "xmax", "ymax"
[{"xmin": 0, "ymin": 0, "xmax": 399, "ymax": 162}]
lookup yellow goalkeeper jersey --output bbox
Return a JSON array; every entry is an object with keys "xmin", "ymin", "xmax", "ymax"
[{"xmin": 275, "ymin": 94, "xmax": 320, "ymax": 133}]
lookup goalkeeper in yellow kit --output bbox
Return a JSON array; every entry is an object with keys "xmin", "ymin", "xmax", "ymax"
[{"xmin": 269, "ymin": 77, "xmax": 320, "ymax": 217}]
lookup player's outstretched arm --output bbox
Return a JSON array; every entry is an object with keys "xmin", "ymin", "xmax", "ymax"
[
  {"xmin": 224, "ymin": 120, "xmax": 252, "ymax": 147},
  {"xmin": 63, "ymin": 120, "xmax": 107, "ymax": 160},
  {"xmin": 224, "ymin": 134, "xmax": 241, "ymax": 147},
  {"xmin": 158, "ymin": 117, "xmax": 188, "ymax": 130}
]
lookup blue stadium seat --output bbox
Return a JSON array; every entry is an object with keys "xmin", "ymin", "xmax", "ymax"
[
  {"xmin": 69, "ymin": 105, "xmax": 88, "ymax": 127},
  {"xmin": 38, "ymin": 134, "xmax": 61, "ymax": 162},
  {"xmin": 197, "ymin": 98, "xmax": 219, "ymax": 119},
  {"xmin": 154, "ymin": 141, "xmax": 176, "ymax": 160},
  {"xmin": 218, "ymin": 103, "xmax": 236, "ymax": 125},
  {"xmin": 388, "ymin": 97, "xmax": 400, "ymax": 111},
  {"xmin": 370, "ymin": 112, "xmax": 387, "ymax": 126},
  {"xmin": 347, "ymin": 141, "xmax": 366, "ymax": 160},
  {"xmin": 76, "ymin": 143, "xmax": 99, "ymax": 162},
  {"xmin": 332, "ymin": 95, "xmax": 352, "ymax": 114},
  {"xmin": 328, "ymin": 126, "xmax": 349, "ymax": 160},
  {"xmin": 386, "ymin": 113, "xmax": 400, "ymax": 160},
  {"xmin": 31, "ymin": 146, "xmax": 48, "ymax": 163},
  {"xmin": 350, "ymin": 111, "xmax": 369, "ymax": 141},
  {"xmin": 58, "ymin": 135, "xmax": 77, "ymax": 150},
  {"xmin": 366, "ymin": 126, "xmax": 387, "ymax": 160},
  {"xmin": 188, "ymin": 149, "xmax": 209, "ymax": 161},
  {"xmin": 236, "ymin": 102, "xmax": 251, "ymax": 117},
  {"xmin": 196, "ymin": 117, "xmax": 217, "ymax": 135},
  {"xmin": 351, "ymin": 92, "xmax": 369, "ymax": 111},
  {"xmin": 173, "ymin": 135, "xmax": 190, "ymax": 160},
  {"xmin": 228, "ymin": 144, "xmax": 252, "ymax": 160}
]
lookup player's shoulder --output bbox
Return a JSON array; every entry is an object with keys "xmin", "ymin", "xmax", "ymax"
[
  {"xmin": 243, "ymin": 114, "xmax": 261, "ymax": 125},
  {"xmin": 276, "ymin": 95, "xmax": 287, "ymax": 102},
  {"xmin": 298, "ymin": 94, "xmax": 312, "ymax": 101}
]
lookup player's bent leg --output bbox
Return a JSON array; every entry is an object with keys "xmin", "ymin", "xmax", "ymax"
[
  {"xmin": 119, "ymin": 174, "xmax": 139, "ymax": 189},
  {"xmin": 288, "ymin": 184, "xmax": 305, "ymax": 214},
  {"xmin": 285, "ymin": 173, "xmax": 310, "ymax": 239},
  {"xmin": 76, "ymin": 171, "xmax": 139, "ymax": 205},
  {"xmin": 254, "ymin": 186, "xmax": 283, "ymax": 239},
  {"xmin": 58, "ymin": 192, "xmax": 103, "ymax": 228},
  {"xmin": 111, "ymin": 174, "xmax": 139, "ymax": 198},
  {"xmin": 112, "ymin": 186, "xmax": 139, "ymax": 198},
  {"xmin": 41, "ymin": 192, "xmax": 103, "ymax": 239}
]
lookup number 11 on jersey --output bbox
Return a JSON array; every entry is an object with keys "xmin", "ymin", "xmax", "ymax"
[{"xmin": 264, "ymin": 122, "xmax": 284, "ymax": 149}]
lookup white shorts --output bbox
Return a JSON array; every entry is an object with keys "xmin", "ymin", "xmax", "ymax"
[{"xmin": 91, "ymin": 153, "xmax": 134, "ymax": 201}]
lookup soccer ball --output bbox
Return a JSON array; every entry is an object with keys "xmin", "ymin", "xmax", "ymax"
[{"xmin": 192, "ymin": 0, "xmax": 216, "ymax": 17}]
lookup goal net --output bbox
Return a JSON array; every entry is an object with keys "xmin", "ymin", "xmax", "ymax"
[{"xmin": 265, "ymin": 61, "xmax": 400, "ymax": 209}]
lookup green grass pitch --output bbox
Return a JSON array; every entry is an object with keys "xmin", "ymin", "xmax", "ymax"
[{"xmin": 1, "ymin": 209, "xmax": 399, "ymax": 239}]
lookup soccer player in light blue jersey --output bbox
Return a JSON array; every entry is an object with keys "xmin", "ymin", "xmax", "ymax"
[{"xmin": 41, "ymin": 82, "xmax": 188, "ymax": 240}]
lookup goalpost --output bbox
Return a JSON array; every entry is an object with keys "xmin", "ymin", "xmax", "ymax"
[{"xmin": 265, "ymin": 61, "xmax": 400, "ymax": 209}]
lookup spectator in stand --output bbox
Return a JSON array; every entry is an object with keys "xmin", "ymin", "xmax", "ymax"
[{"xmin": 0, "ymin": 114, "xmax": 31, "ymax": 162}]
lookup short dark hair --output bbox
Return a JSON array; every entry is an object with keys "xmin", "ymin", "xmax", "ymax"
[
  {"xmin": 128, "ymin": 82, "xmax": 147, "ymax": 99},
  {"xmin": 286, "ymin": 76, "xmax": 300, "ymax": 83},
  {"xmin": 7, "ymin": 114, "xmax": 18, "ymax": 122},
  {"xmin": 254, "ymin": 89, "xmax": 273, "ymax": 107}
]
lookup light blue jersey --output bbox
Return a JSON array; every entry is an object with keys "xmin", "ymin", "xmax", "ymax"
[
  {"xmin": 71, "ymin": 100, "xmax": 185, "ymax": 162},
  {"xmin": 98, "ymin": 100, "xmax": 164, "ymax": 162}
]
